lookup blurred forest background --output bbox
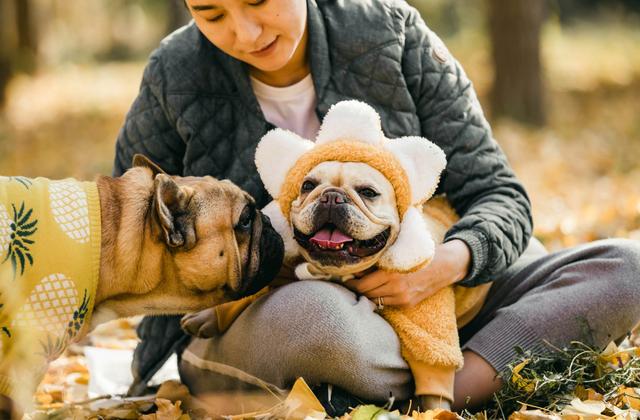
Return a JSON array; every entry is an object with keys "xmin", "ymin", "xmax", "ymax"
[{"xmin": 0, "ymin": 0, "xmax": 639, "ymax": 251}]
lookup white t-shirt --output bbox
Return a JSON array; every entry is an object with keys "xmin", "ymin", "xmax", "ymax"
[{"xmin": 250, "ymin": 74, "xmax": 321, "ymax": 141}]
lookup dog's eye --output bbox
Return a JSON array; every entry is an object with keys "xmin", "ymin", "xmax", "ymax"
[
  {"xmin": 357, "ymin": 187, "xmax": 379, "ymax": 199},
  {"xmin": 236, "ymin": 205, "xmax": 254, "ymax": 230},
  {"xmin": 301, "ymin": 180, "xmax": 316, "ymax": 193}
]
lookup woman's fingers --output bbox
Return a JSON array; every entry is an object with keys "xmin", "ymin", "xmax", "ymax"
[
  {"xmin": 360, "ymin": 281, "xmax": 394, "ymax": 298},
  {"xmin": 373, "ymin": 294, "xmax": 413, "ymax": 308},
  {"xmin": 344, "ymin": 270, "xmax": 419, "ymax": 308},
  {"xmin": 344, "ymin": 270, "xmax": 388, "ymax": 293}
]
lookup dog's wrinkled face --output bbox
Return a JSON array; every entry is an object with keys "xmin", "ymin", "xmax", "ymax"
[
  {"xmin": 125, "ymin": 155, "xmax": 284, "ymax": 315},
  {"xmin": 290, "ymin": 161, "xmax": 400, "ymax": 275},
  {"xmin": 163, "ymin": 176, "xmax": 284, "ymax": 301}
]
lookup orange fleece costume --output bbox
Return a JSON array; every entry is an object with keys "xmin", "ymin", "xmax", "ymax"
[{"xmin": 219, "ymin": 101, "xmax": 490, "ymax": 402}]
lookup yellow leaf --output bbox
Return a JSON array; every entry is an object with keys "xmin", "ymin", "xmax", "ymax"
[
  {"xmin": 560, "ymin": 398, "xmax": 610, "ymax": 420},
  {"xmin": 282, "ymin": 377, "xmax": 326, "ymax": 419},
  {"xmin": 617, "ymin": 386, "xmax": 640, "ymax": 410},
  {"xmin": 156, "ymin": 380, "xmax": 193, "ymax": 409},
  {"xmin": 73, "ymin": 373, "xmax": 89, "ymax": 385},
  {"xmin": 511, "ymin": 360, "xmax": 536, "ymax": 393},
  {"xmin": 597, "ymin": 342, "xmax": 640, "ymax": 370},
  {"xmin": 508, "ymin": 409, "xmax": 561, "ymax": 419},
  {"xmin": 586, "ymin": 389, "xmax": 603, "ymax": 401},
  {"xmin": 139, "ymin": 398, "xmax": 184, "ymax": 420},
  {"xmin": 411, "ymin": 408, "xmax": 458, "ymax": 420},
  {"xmin": 100, "ymin": 408, "xmax": 140, "ymax": 419},
  {"xmin": 34, "ymin": 392, "xmax": 53, "ymax": 406},
  {"xmin": 224, "ymin": 377, "xmax": 326, "ymax": 420}
]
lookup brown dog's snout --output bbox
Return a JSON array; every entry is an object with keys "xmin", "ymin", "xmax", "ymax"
[{"xmin": 320, "ymin": 189, "xmax": 350, "ymax": 205}]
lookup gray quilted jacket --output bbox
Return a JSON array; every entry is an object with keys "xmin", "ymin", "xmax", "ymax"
[{"xmin": 114, "ymin": 0, "xmax": 532, "ymax": 392}]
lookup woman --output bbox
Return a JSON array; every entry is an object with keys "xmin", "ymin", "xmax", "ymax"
[{"xmin": 113, "ymin": 0, "xmax": 640, "ymax": 412}]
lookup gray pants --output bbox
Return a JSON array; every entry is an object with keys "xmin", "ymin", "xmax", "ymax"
[{"xmin": 179, "ymin": 239, "xmax": 640, "ymax": 401}]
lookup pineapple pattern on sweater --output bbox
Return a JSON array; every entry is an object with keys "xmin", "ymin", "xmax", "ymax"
[{"xmin": 0, "ymin": 176, "xmax": 101, "ymax": 400}]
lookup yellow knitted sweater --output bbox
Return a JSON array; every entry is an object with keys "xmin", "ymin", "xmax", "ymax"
[{"xmin": 0, "ymin": 176, "xmax": 101, "ymax": 401}]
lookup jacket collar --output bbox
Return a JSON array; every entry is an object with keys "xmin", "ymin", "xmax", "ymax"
[
  {"xmin": 206, "ymin": 41, "xmax": 262, "ymax": 116},
  {"xmin": 307, "ymin": 0, "xmax": 331, "ymax": 102}
]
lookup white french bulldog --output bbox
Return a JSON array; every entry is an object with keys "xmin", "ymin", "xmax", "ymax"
[{"xmin": 253, "ymin": 100, "xmax": 491, "ymax": 410}]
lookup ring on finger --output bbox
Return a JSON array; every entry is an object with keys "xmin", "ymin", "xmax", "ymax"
[{"xmin": 376, "ymin": 296, "xmax": 384, "ymax": 311}]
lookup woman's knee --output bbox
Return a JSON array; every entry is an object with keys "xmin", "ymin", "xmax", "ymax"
[
  {"xmin": 611, "ymin": 238, "xmax": 640, "ymax": 270},
  {"xmin": 260, "ymin": 281, "xmax": 411, "ymax": 399},
  {"xmin": 263, "ymin": 280, "xmax": 382, "ymax": 352},
  {"xmin": 586, "ymin": 239, "xmax": 640, "ymax": 337},
  {"xmin": 597, "ymin": 239, "xmax": 640, "ymax": 293}
]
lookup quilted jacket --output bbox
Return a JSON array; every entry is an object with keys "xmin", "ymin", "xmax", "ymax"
[{"xmin": 113, "ymin": 0, "xmax": 533, "ymax": 392}]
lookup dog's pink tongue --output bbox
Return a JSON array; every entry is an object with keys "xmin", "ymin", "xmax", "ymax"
[{"xmin": 311, "ymin": 228, "xmax": 352, "ymax": 247}]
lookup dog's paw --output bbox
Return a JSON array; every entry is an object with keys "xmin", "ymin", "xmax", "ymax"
[
  {"xmin": 416, "ymin": 395, "xmax": 451, "ymax": 411},
  {"xmin": 180, "ymin": 308, "xmax": 219, "ymax": 338}
]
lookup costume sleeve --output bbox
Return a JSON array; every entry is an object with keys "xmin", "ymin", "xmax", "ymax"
[
  {"xmin": 113, "ymin": 54, "xmax": 186, "ymax": 177},
  {"xmin": 401, "ymin": 8, "xmax": 533, "ymax": 286}
]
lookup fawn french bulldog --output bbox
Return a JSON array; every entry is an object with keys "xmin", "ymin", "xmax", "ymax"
[{"xmin": 0, "ymin": 154, "xmax": 283, "ymax": 417}]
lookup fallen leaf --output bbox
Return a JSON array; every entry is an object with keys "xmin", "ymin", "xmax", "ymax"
[
  {"xmin": 157, "ymin": 380, "xmax": 193, "ymax": 408},
  {"xmin": 412, "ymin": 408, "xmax": 460, "ymax": 420},
  {"xmin": 617, "ymin": 386, "xmax": 640, "ymax": 410},
  {"xmin": 349, "ymin": 405, "xmax": 394, "ymax": 420},
  {"xmin": 511, "ymin": 359, "xmax": 536, "ymax": 393},
  {"xmin": 560, "ymin": 398, "xmax": 609, "ymax": 419},
  {"xmin": 508, "ymin": 409, "xmax": 561, "ymax": 420},
  {"xmin": 139, "ymin": 398, "xmax": 184, "ymax": 420}
]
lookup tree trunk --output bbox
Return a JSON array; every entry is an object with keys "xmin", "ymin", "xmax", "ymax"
[
  {"xmin": 15, "ymin": 0, "xmax": 37, "ymax": 73},
  {"xmin": 488, "ymin": 0, "xmax": 547, "ymax": 126},
  {"xmin": 16, "ymin": 0, "xmax": 37, "ymax": 52},
  {"xmin": 0, "ymin": 0, "xmax": 37, "ymax": 108},
  {"xmin": 0, "ymin": 1, "xmax": 16, "ymax": 107}
]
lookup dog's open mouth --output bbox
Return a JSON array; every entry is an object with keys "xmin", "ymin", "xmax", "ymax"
[{"xmin": 294, "ymin": 224, "xmax": 391, "ymax": 263}]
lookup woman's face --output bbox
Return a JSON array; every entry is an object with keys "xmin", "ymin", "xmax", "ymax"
[{"xmin": 186, "ymin": 0, "xmax": 307, "ymax": 74}]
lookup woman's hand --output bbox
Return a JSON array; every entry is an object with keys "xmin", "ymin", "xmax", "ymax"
[{"xmin": 343, "ymin": 239, "xmax": 472, "ymax": 308}]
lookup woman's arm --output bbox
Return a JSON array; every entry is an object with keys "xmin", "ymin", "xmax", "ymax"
[
  {"xmin": 401, "ymin": 7, "xmax": 533, "ymax": 287},
  {"xmin": 113, "ymin": 55, "xmax": 186, "ymax": 177}
]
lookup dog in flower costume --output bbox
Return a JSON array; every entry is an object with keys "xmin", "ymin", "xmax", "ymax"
[{"xmin": 254, "ymin": 100, "xmax": 492, "ymax": 407}]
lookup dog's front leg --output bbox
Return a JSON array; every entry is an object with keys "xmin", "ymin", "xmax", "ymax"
[{"xmin": 180, "ymin": 308, "xmax": 220, "ymax": 338}]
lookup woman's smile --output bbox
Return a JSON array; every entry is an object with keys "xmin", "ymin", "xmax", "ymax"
[{"xmin": 250, "ymin": 36, "xmax": 279, "ymax": 58}]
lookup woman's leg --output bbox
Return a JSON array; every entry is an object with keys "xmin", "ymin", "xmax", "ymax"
[
  {"xmin": 453, "ymin": 238, "xmax": 640, "ymax": 411},
  {"xmin": 179, "ymin": 280, "xmax": 413, "ymax": 401}
]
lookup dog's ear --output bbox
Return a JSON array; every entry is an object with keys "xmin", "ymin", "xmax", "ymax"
[
  {"xmin": 153, "ymin": 174, "xmax": 196, "ymax": 249},
  {"xmin": 255, "ymin": 129, "xmax": 314, "ymax": 199},
  {"xmin": 133, "ymin": 154, "xmax": 167, "ymax": 176},
  {"xmin": 384, "ymin": 137, "xmax": 446, "ymax": 205}
]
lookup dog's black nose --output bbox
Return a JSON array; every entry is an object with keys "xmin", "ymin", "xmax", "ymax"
[{"xmin": 320, "ymin": 190, "xmax": 350, "ymax": 205}]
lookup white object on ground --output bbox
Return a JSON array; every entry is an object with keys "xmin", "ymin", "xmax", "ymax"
[{"xmin": 84, "ymin": 346, "xmax": 180, "ymax": 397}]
